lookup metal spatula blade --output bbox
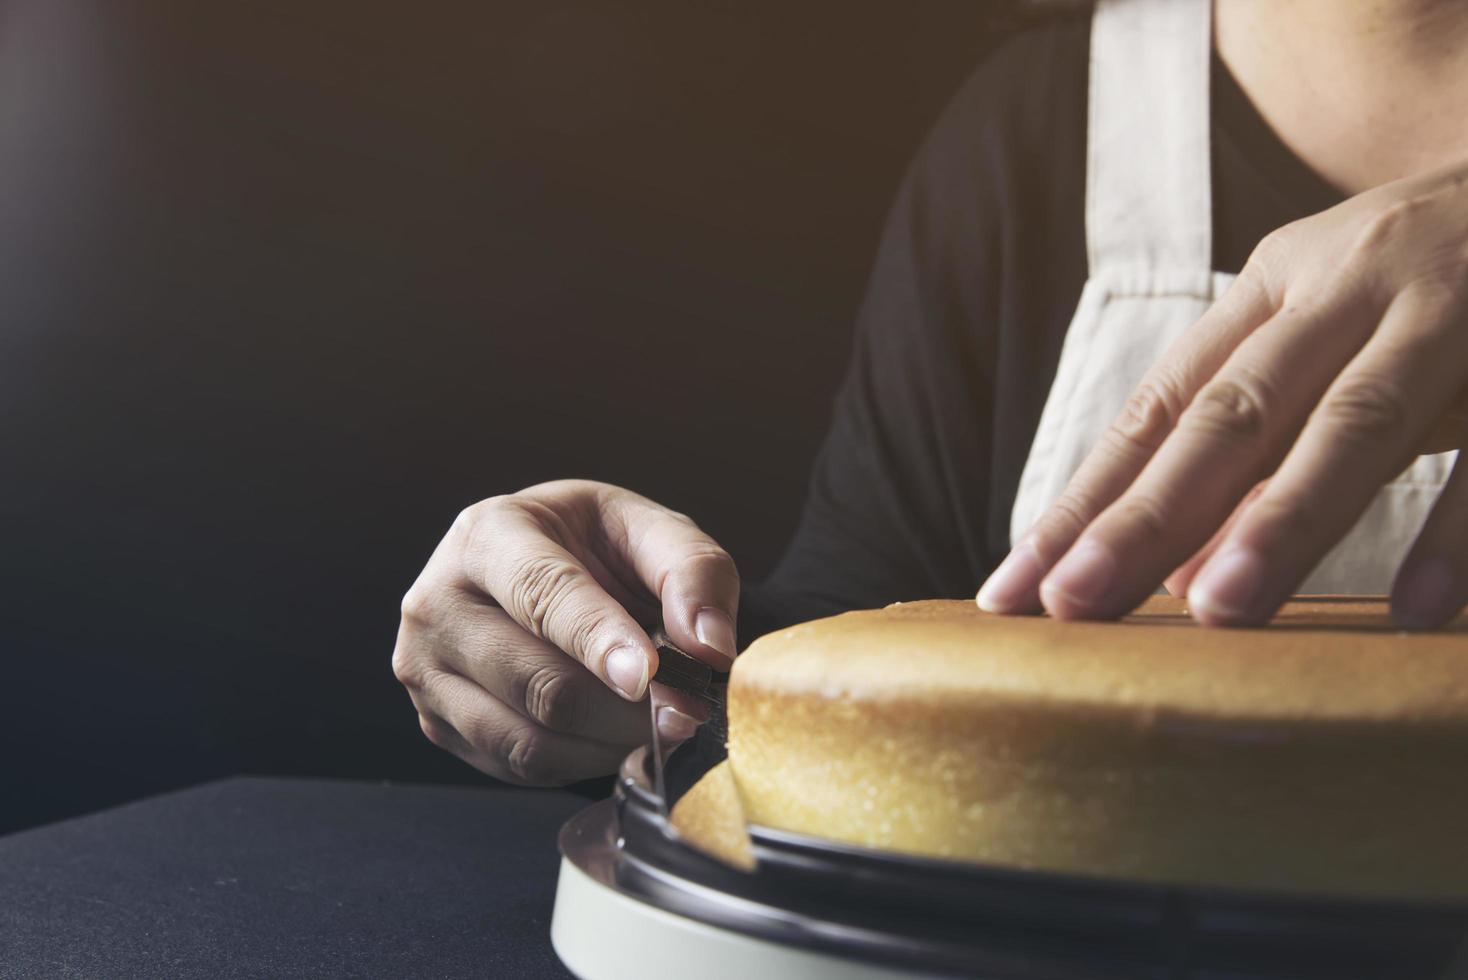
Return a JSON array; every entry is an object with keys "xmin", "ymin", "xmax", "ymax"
[{"xmin": 646, "ymin": 628, "xmax": 729, "ymax": 813}]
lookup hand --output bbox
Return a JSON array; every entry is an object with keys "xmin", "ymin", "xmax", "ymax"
[
  {"xmin": 979, "ymin": 162, "xmax": 1468, "ymax": 629},
  {"xmin": 392, "ymin": 480, "xmax": 738, "ymax": 785}
]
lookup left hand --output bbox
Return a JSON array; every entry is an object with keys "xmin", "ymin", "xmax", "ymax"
[{"xmin": 979, "ymin": 162, "xmax": 1468, "ymax": 629}]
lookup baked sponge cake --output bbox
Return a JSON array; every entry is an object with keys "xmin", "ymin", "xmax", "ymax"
[
  {"xmin": 668, "ymin": 760, "xmax": 754, "ymax": 871},
  {"xmin": 675, "ymin": 595, "xmax": 1468, "ymax": 900}
]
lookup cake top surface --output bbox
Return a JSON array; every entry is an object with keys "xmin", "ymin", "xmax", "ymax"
[{"xmin": 732, "ymin": 596, "xmax": 1468, "ymax": 724}]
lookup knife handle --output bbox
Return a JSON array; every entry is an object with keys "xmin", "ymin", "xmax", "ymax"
[{"xmin": 649, "ymin": 628, "xmax": 728, "ymax": 703}]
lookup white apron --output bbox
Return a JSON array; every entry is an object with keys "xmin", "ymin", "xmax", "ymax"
[{"xmin": 1008, "ymin": 0, "xmax": 1455, "ymax": 594}]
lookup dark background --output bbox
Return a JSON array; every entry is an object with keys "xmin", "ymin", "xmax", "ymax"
[{"xmin": 1, "ymin": 1, "xmax": 1005, "ymax": 833}]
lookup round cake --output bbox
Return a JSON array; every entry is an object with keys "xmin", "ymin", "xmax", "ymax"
[{"xmin": 673, "ymin": 596, "xmax": 1468, "ymax": 900}]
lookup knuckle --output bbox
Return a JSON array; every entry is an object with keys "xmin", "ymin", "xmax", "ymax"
[
  {"xmin": 515, "ymin": 496, "xmax": 573, "ymax": 535},
  {"xmin": 418, "ymin": 712, "xmax": 449, "ymax": 748},
  {"xmin": 446, "ymin": 503, "xmax": 488, "ymax": 557},
  {"xmin": 454, "ymin": 705, "xmax": 497, "ymax": 753},
  {"xmin": 1320, "ymin": 377, "xmax": 1410, "ymax": 445},
  {"xmin": 450, "ymin": 499, "xmax": 488, "ymax": 537},
  {"xmin": 507, "ymin": 554, "xmax": 582, "ymax": 639},
  {"xmin": 660, "ymin": 507, "xmax": 697, "ymax": 528},
  {"xmin": 559, "ymin": 602, "xmax": 613, "ymax": 661},
  {"xmin": 1353, "ymin": 198, "xmax": 1423, "ymax": 257},
  {"xmin": 676, "ymin": 545, "xmax": 739, "ymax": 581},
  {"xmin": 1040, "ymin": 491, "xmax": 1094, "ymax": 539},
  {"xmin": 452, "ymin": 494, "xmax": 519, "ymax": 543},
  {"xmin": 1109, "ymin": 493, "xmax": 1172, "ymax": 540},
  {"xmin": 1028, "ymin": 492, "xmax": 1094, "ymax": 562},
  {"xmin": 398, "ymin": 584, "xmax": 435, "ymax": 626},
  {"xmin": 390, "ymin": 641, "xmax": 422, "ymax": 688},
  {"xmin": 1183, "ymin": 376, "xmax": 1273, "ymax": 441},
  {"xmin": 1244, "ymin": 226, "xmax": 1295, "ymax": 281},
  {"xmin": 520, "ymin": 663, "xmax": 583, "ymax": 732},
  {"xmin": 505, "ymin": 726, "xmax": 558, "ymax": 785},
  {"xmin": 1111, "ymin": 379, "xmax": 1184, "ymax": 454},
  {"xmin": 454, "ymin": 501, "xmax": 482, "ymax": 528},
  {"xmin": 1401, "ymin": 274, "xmax": 1468, "ymax": 316}
]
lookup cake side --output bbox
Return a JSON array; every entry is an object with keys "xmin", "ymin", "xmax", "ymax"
[
  {"xmin": 668, "ymin": 760, "xmax": 754, "ymax": 871},
  {"xmin": 724, "ymin": 597, "xmax": 1468, "ymax": 899}
]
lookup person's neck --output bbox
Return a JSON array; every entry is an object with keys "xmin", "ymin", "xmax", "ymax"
[{"xmin": 1216, "ymin": 0, "xmax": 1468, "ymax": 195}]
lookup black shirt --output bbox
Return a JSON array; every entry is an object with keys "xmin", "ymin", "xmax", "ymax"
[{"xmin": 741, "ymin": 14, "xmax": 1343, "ymax": 640}]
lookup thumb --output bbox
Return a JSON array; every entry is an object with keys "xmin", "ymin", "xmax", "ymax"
[{"xmin": 604, "ymin": 492, "xmax": 740, "ymax": 668}]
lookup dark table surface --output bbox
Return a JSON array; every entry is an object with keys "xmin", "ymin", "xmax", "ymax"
[{"xmin": 0, "ymin": 776, "xmax": 588, "ymax": 978}]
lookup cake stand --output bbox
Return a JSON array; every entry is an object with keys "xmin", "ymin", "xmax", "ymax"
[{"xmin": 550, "ymin": 744, "xmax": 1468, "ymax": 979}]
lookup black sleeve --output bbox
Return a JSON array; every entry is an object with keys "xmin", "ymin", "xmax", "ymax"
[{"xmin": 739, "ymin": 64, "xmax": 1014, "ymax": 641}]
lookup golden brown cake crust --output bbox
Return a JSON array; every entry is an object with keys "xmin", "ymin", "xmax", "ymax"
[
  {"xmin": 733, "ymin": 595, "xmax": 1468, "ymax": 723},
  {"xmin": 724, "ymin": 596, "xmax": 1468, "ymax": 899},
  {"xmin": 668, "ymin": 760, "xmax": 754, "ymax": 871}
]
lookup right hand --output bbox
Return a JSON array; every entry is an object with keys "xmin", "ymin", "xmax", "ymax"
[{"xmin": 392, "ymin": 480, "xmax": 739, "ymax": 785}]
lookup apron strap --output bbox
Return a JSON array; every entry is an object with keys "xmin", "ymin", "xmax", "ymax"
[{"xmin": 1088, "ymin": 0, "xmax": 1213, "ymax": 277}]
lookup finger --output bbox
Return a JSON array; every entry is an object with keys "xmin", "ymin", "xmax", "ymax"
[
  {"xmin": 399, "ymin": 589, "xmax": 653, "ymax": 744},
  {"xmin": 601, "ymin": 493, "xmax": 740, "ymax": 668},
  {"xmin": 414, "ymin": 704, "xmax": 476, "ymax": 757},
  {"xmin": 648, "ymin": 682, "xmax": 709, "ymax": 744},
  {"xmin": 1392, "ymin": 453, "xmax": 1468, "ymax": 629},
  {"xmin": 1187, "ymin": 284, "xmax": 1468, "ymax": 625},
  {"xmin": 1163, "ymin": 480, "xmax": 1267, "ymax": 597},
  {"xmin": 430, "ymin": 598, "xmax": 710, "ymax": 740},
  {"xmin": 461, "ymin": 498, "xmax": 659, "ymax": 702},
  {"xmin": 1039, "ymin": 287, "xmax": 1378, "ymax": 621},
  {"xmin": 411, "ymin": 670, "xmax": 631, "ymax": 786},
  {"xmin": 977, "ymin": 271, "xmax": 1278, "ymax": 614}
]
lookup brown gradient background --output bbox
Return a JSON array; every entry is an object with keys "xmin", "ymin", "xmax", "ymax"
[{"xmin": 0, "ymin": 1, "xmax": 1004, "ymax": 831}]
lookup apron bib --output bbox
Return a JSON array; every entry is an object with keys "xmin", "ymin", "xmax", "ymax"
[{"xmin": 1008, "ymin": 0, "xmax": 1454, "ymax": 595}]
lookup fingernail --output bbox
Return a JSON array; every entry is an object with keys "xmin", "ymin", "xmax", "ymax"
[
  {"xmin": 694, "ymin": 608, "xmax": 737, "ymax": 664},
  {"xmin": 1188, "ymin": 547, "xmax": 1267, "ymax": 623},
  {"xmin": 1040, "ymin": 539, "xmax": 1119, "ymax": 615},
  {"xmin": 1394, "ymin": 557, "xmax": 1457, "ymax": 630},
  {"xmin": 977, "ymin": 544, "xmax": 1045, "ymax": 613},
  {"xmin": 656, "ymin": 705, "xmax": 700, "ymax": 742},
  {"xmin": 605, "ymin": 645, "xmax": 649, "ymax": 700}
]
